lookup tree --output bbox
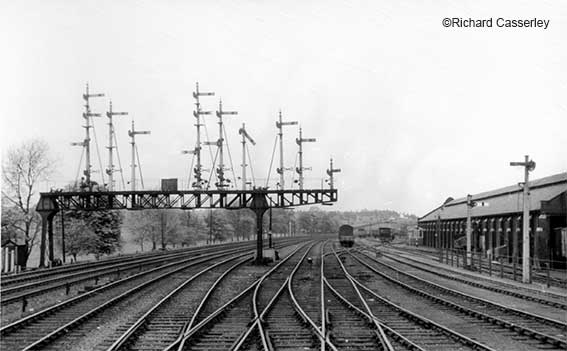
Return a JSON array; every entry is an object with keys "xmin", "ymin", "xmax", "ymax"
[
  {"xmin": 296, "ymin": 211, "xmax": 317, "ymax": 234},
  {"xmin": 125, "ymin": 210, "xmax": 183, "ymax": 251},
  {"xmin": 1, "ymin": 139, "xmax": 55, "ymax": 267},
  {"xmin": 271, "ymin": 208, "xmax": 294, "ymax": 235},
  {"xmin": 125, "ymin": 210, "xmax": 156, "ymax": 251},
  {"xmin": 155, "ymin": 210, "xmax": 182, "ymax": 249},
  {"xmin": 61, "ymin": 209, "xmax": 122, "ymax": 260},
  {"xmin": 178, "ymin": 211, "xmax": 208, "ymax": 246},
  {"xmin": 225, "ymin": 209, "xmax": 256, "ymax": 241},
  {"xmin": 55, "ymin": 216, "xmax": 95, "ymax": 262},
  {"xmin": 207, "ymin": 210, "xmax": 234, "ymax": 243}
]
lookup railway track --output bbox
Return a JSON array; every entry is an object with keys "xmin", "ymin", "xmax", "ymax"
[
  {"xmin": 346, "ymin": 249, "xmax": 567, "ymax": 350},
  {"xmin": 248, "ymin": 242, "xmax": 325, "ymax": 350},
  {"xmin": 1, "ymin": 238, "xmax": 303, "ymax": 326},
  {"xmin": 331, "ymin": 248, "xmax": 498, "ymax": 351},
  {"xmin": 364, "ymin": 245, "xmax": 567, "ymax": 310},
  {"xmin": 1, "ymin": 245, "xmax": 242, "ymax": 306},
  {"xmin": 102, "ymin": 241, "xmax": 315, "ymax": 351},
  {"xmin": 1, "ymin": 240, "xmax": 259, "ymax": 289},
  {"xmin": 386, "ymin": 244, "xmax": 567, "ymax": 289},
  {"xmin": 323, "ymin": 245, "xmax": 394, "ymax": 350},
  {"xmin": 164, "ymin": 242, "xmax": 313, "ymax": 350},
  {"xmin": 102, "ymin": 254, "xmax": 253, "ymax": 351},
  {"xmin": 0, "ymin": 244, "xmax": 264, "ymax": 351},
  {"xmin": 5, "ymin": 235, "xmax": 561, "ymax": 350}
]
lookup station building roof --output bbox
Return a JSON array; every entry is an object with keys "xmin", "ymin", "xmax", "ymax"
[{"xmin": 419, "ymin": 172, "xmax": 567, "ymax": 222}]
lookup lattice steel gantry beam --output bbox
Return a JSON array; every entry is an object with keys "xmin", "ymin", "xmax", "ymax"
[{"xmin": 36, "ymin": 188, "xmax": 338, "ymax": 265}]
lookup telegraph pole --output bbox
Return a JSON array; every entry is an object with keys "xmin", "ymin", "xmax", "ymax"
[
  {"xmin": 239, "ymin": 123, "xmax": 256, "ymax": 190},
  {"xmin": 295, "ymin": 128, "xmax": 316, "ymax": 190},
  {"xmin": 214, "ymin": 100, "xmax": 237, "ymax": 189},
  {"xmin": 192, "ymin": 82, "xmax": 215, "ymax": 189},
  {"xmin": 78, "ymin": 83, "xmax": 104, "ymax": 190},
  {"xmin": 128, "ymin": 120, "xmax": 150, "ymax": 191},
  {"xmin": 106, "ymin": 101, "xmax": 128, "ymax": 191},
  {"xmin": 276, "ymin": 111, "xmax": 298, "ymax": 190},
  {"xmin": 326, "ymin": 157, "xmax": 341, "ymax": 189},
  {"xmin": 510, "ymin": 155, "xmax": 536, "ymax": 283}
]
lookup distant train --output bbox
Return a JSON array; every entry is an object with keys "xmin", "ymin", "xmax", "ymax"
[
  {"xmin": 374, "ymin": 227, "xmax": 393, "ymax": 243},
  {"xmin": 338, "ymin": 225, "xmax": 354, "ymax": 247}
]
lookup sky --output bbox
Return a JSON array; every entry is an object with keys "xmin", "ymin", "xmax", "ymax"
[{"xmin": 1, "ymin": 0, "xmax": 566, "ymax": 216}]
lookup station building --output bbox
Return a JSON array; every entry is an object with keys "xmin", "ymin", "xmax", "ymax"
[{"xmin": 418, "ymin": 173, "xmax": 567, "ymax": 268}]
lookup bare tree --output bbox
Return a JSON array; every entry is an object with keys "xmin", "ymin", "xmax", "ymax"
[{"xmin": 2, "ymin": 139, "xmax": 55, "ymax": 267}]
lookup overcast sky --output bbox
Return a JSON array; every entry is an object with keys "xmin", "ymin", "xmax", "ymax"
[{"xmin": 1, "ymin": 0, "xmax": 565, "ymax": 215}]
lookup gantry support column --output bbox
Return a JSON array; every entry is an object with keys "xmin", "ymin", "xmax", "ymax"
[
  {"xmin": 36, "ymin": 196, "xmax": 59, "ymax": 268},
  {"xmin": 249, "ymin": 191, "xmax": 269, "ymax": 264}
]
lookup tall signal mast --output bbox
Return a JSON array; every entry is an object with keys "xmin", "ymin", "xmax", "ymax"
[
  {"xmin": 190, "ymin": 82, "xmax": 215, "ymax": 189},
  {"xmin": 128, "ymin": 120, "xmax": 150, "ymax": 191},
  {"xmin": 295, "ymin": 127, "xmax": 316, "ymax": 190},
  {"xmin": 276, "ymin": 111, "xmax": 298, "ymax": 190},
  {"xmin": 213, "ymin": 100, "xmax": 237, "ymax": 189},
  {"xmin": 106, "ymin": 101, "xmax": 128, "ymax": 191},
  {"xmin": 72, "ymin": 83, "xmax": 104, "ymax": 190},
  {"xmin": 239, "ymin": 123, "xmax": 256, "ymax": 190},
  {"xmin": 326, "ymin": 157, "xmax": 341, "ymax": 190}
]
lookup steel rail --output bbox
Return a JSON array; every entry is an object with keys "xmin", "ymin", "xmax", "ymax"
[
  {"xmin": 386, "ymin": 244, "xmax": 567, "ymax": 288},
  {"xmin": 163, "ymin": 242, "xmax": 309, "ymax": 351},
  {"xmin": 366, "ymin": 245, "xmax": 567, "ymax": 308},
  {"xmin": 104, "ymin": 254, "xmax": 252, "ymax": 351},
  {"xmin": 253, "ymin": 242, "xmax": 317, "ymax": 350},
  {"xmin": 287, "ymin": 241, "xmax": 338, "ymax": 351},
  {"xmin": 1, "ymin": 246, "xmax": 231, "ymax": 305},
  {"xmin": 329, "ymin": 247, "xmax": 394, "ymax": 351},
  {"xmin": 355, "ymin": 249, "xmax": 566, "ymax": 328},
  {"xmin": 231, "ymin": 241, "xmax": 337, "ymax": 351},
  {"xmin": 386, "ymin": 247, "xmax": 567, "ymax": 307},
  {"xmin": 1, "ymin": 245, "xmax": 247, "ymax": 336},
  {"xmin": 324, "ymin": 277, "xmax": 426, "ymax": 351},
  {"xmin": 2, "ymin": 238, "xmax": 303, "ymax": 310},
  {"xmin": 351, "ymin": 251, "xmax": 567, "ymax": 349},
  {"xmin": 174, "ymin": 241, "xmax": 303, "ymax": 351},
  {"xmin": 320, "ymin": 241, "xmax": 327, "ymax": 351},
  {"xmin": 1, "ymin": 240, "xmax": 256, "ymax": 287},
  {"xmin": 231, "ymin": 242, "xmax": 318, "ymax": 351},
  {"xmin": 337, "ymin": 251, "xmax": 497, "ymax": 351},
  {"xmin": 351, "ymin": 277, "xmax": 497, "ymax": 351},
  {"xmin": 15, "ymin": 249, "xmax": 250, "ymax": 351}
]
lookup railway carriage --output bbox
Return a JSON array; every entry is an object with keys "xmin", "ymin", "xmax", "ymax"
[
  {"xmin": 338, "ymin": 225, "xmax": 354, "ymax": 247},
  {"xmin": 376, "ymin": 227, "xmax": 393, "ymax": 243}
]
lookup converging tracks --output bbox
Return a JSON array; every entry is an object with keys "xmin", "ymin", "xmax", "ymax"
[
  {"xmin": 0, "ymin": 240, "xmax": 300, "ymax": 351},
  {"xmin": 3, "ymin": 237, "xmax": 564, "ymax": 351},
  {"xmin": 341, "ymin": 248, "xmax": 566, "ymax": 350}
]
